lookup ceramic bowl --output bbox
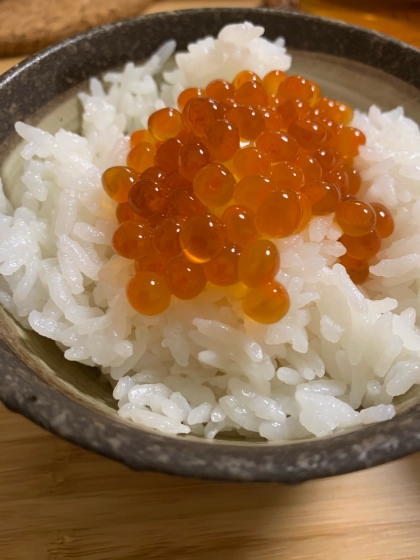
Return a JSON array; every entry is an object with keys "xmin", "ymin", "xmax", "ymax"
[{"xmin": 1, "ymin": 8, "xmax": 420, "ymax": 482}]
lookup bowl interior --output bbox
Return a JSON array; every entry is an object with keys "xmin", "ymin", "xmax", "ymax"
[{"xmin": 1, "ymin": 43, "xmax": 420, "ymax": 446}]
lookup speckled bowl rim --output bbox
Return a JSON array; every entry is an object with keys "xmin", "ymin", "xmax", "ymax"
[{"xmin": 1, "ymin": 8, "xmax": 420, "ymax": 483}]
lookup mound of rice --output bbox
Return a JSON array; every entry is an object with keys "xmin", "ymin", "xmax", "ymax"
[{"xmin": 1, "ymin": 22, "xmax": 420, "ymax": 440}]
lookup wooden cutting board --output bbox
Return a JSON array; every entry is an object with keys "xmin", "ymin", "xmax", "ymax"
[
  {"xmin": 1, "ymin": 1, "xmax": 420, "ymax": 559},
  {"xmin": 0, "ymin": 0, "xmax": 154, "ymax": 57}
]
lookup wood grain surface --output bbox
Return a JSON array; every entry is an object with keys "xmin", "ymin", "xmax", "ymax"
[{"xmin": 2, "ymin": 2, "xmax": 420, "ymax": 559}]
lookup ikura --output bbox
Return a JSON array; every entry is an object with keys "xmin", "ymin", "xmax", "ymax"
[{"xmin": 101, "ymin": 67, "xmax": 392, "ymax": 322}]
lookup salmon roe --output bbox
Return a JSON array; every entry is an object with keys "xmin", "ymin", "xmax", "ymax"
[
  {"xmin": 129, "ymin": 178, "xmax": 168, "ymax": 218},
  {"xmin": 340, "ymin": 229, "xmax": 382, "ymax": 261},
  {"xmin": 370, "ymin": 202, "xmax": 395, "ymax": 238},
  {"xmin": 235, "ymin": 81, "xmax": 268, "ymax": 108},
  {"xmin": 262, "ymin": 70, "xmax": 287, "ymax": 95},
  {"xmin": 206, "ymin": 80, "xmax": 236, "ymax": 103},
  {"xmin": 338, "ymin": 254, "xmax": 370, "ymax": 285},
  {"xmin": 242, "ymin": 281, "xmax": 290, "ymax": 324},
  {"xmin": 278, "ymin": 75, "xmax": 320, "ymax": 106},
  {"xmin": 102, "ymin": 67, "xmax": 392, "ymax": 323},
  {"xmin": 270, "ymin": 162, "xmax": 304, "ymax": 191},
  {"xmin": 112, "ymin": 221, "xmax": 151, "ymax": 259},
  {"xmin": 300, "ymin": 180, "xmax": 340, "ymax": 215},
  {"xmin": 127, "ymin": 142, "xmax": 156, "ymax": 174},
  {"xmin": 185, "ymin": 97, "xmax": 225, "ymax": 136},
  {"xmin": 130, "ymin": 129, "xmax": 155, "ymax": 148},
  {"xmin": 238, "ymin": 240, "xmax": 280, "ymax": 287},
  {"xmin": 233, "ymin": 174, "xmax": 275, "ymax": 210},
  {"xmin": 222, "ymin": 205, "xmax": 259, "ymax": 246},
  {"xmin": 179, "ymin": 213, "xmax": 226, "ymax": 263},
  {"xmin": 255, "ymin": 191, "xmax": 302, "ymax": 237},
  {"xmin": 193, "ymin": 163, "xmax": 235, "ymax": 207},
  {"xmin": 204, "ymin": 119, "xmax": 240, "ymax": 162},
  {"xmin": 102, "ymin": 166, "xmax": 140, "ymax": 203},
  {"xmin": 233, "ymin": 71, "xmax": 262, "ymax": 90},
  {"xmin": 256, "ymin": 131, "xmax": 298, "ymax": 163},
  {"xmin": 148, "ymin": 108, "xmax": 183, "ymax": 141},
  {"xmin": 203, "ymin": 243, "xmax": 241, "ymax": 286},
  {"xmin": 335, "ymin": 199, "xmax": 376, "ymax": 237},
  {"xmin": 126, "ymin": 272, "xmax": 171, "ymax": 315},
  {"xmin": 233, "ymin": 147, "xmax": 271, "ymax": 179},
  {"xmin": 165, "ymin": 255, "xmax": 207, "ymax": 299},
  {"xmin": 178, "ymin": 88, "xmax": 203, "ymax": 111},
  {"xmin": 227, "ymin": 106, "xmax": 265, "ymax": 141},
  {"xmin": 155, "ymin": 138, "xmax": 183, "ymax": 172},
  {"xmin": 179, "ymin": 142, "xmax": 214, "ymax": 181}
]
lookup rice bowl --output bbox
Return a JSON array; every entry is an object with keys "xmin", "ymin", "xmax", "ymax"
[{"xmin": 1, "ymin": 9, "xmax": 420, "ymax": 481}]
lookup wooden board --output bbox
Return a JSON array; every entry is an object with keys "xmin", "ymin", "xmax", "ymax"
[
  {"xmin": 2, "ymin": 2, "xmax": 420, "ymax": 559},
  {"xmin": 1, "ymin": 402, "xmax": 420, "ymax": 560}
]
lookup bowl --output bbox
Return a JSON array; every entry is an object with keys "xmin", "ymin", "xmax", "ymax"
[{"xmin": 1, "ymin": 7, "xmax": 420, "ymax": 483}]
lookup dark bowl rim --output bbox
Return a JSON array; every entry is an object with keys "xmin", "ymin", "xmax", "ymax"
[{"xmin": 1, "ymin": 7, "xmax": 420, "ymax": 483}]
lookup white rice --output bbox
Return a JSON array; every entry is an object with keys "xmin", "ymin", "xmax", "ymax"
[{"xmin": 1, "ymin": 22, "xmax": 420, "ymax": 440}]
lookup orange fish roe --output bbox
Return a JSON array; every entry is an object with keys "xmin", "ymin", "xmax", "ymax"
[
  {"xmin": 233, "ymin": 174, "xmax": 275, "ymax": 211},
  {"xmin": 203, "ymin": 243, "xmax": 241, "ymax": 286},
  {"xmin": 333, "ymin": 127, "xmax": 366, "ymax": 159},
  {"xmin": 130, "ymin": 129, "xmax": 155, "ymax": 148},
  {"xmin": 277, "ymin": 75, "xmax": 320, "ymax": 106},
  {"xmin": 335, "ymin": 199, "xmax": 376, "ymax": 237},
  {"xmin": 227, "ymin": 106, "xmax": 265, "ymax": 141},
  {"xmin": 193, "ymin": 163, "xmax": 235, "ymax": 207},
  {"xmin": 278, "ymin": 99, "xmax": 311, "ymax": 129},
  {"xmin": 102, "ymin": 166, "xmax": 141, "ymax": 203},
  {"xmin": 204, "ymin": 119, "xmax": 240, "ymax": 162},
  {"xmin": 233, "ymin": 70, "xmax": 262, "ymax": 90},
  {"xmin": 112, "ymin": 221, "xmax": 151, "ymax": 259},
  {"xmin": 116, "ymin": 202, "xmax": 147, "ymax": 224},
  {"xmin": 233, "ymin": 147, "xmax": 271, "ymax": 179},
  {"xmin": 270, "ymin": 162, "xmax": 304, "ymax": 191},
  {"xmin": 179, "ymin": 213, "xmax": 226, "ymax": 263},
  {"xmin": 127, "ymin": 142, "xmax": 156, "ymax": 174},
  {"xmin": 370, "ymin": 202, "xmax": 395, "ymax": 238},
  {"xmin": 167, "ymin": 189, "xmax": 205, "ymax": 219},
  {"xmin": 206, "ymin": 80, "xmax": 236, "ymax": 103},
  {"xmin": 289, "ymin": 119, "xmax": 328, "ymax": 152},
  {"xmin": 129, "ymin": 178, "xmax": 168, "ymax": 218},
  {"xmin": 165, "ymin": 170, "xmax": 193, "ymax": 193},
  {"xmin": 185, "ymin": 97, "xmax": 225, "ymax": 136},
  {"xmin": 314, "ymin": 147, "xmax": 342, "ymax": 175},
  {"xmin": 152, "ymin": 218, "xmax": 184, "ymax": 259},
  {"xmin": 165, "ymin": 255, "xmax": 207, "ymax": 299},
  {"xmin": 222, "ymin": 205, "xmax": 259, "ymax": 246},
  {"xmin": 293, "ymin": 152, "xmax": 322, "ymax": 184},
  {"xmin": 242, "ymin": 281, "xmax": 290, "ymax": 324},
  {"xmin": 178, "ymin": 87, "xmax": 204, "ymax": 111},
  {"xmin": 238, "ymin": 239, "xmax": 280, "ymax": 287},
  {"xmin": 341, "ymin": 164, "xmax": 362, "ymax": 195},
  {"xmin": 314, "ymin": 97, "xmax": 353, "ymax": 126},
  {"xmin": 154, "ymin": 138, "xmax": 183, "ymax": 172},
  {"xmin": 148, "ymin": 108, "xmax": 183, "ymax": 141},
  {"xmin": 262, "ymin": 70, "xmax": 287, "ymax": 96},
  {"xmin": 300, "ymin": 180, "xmax": 340, "ymax": 215},
  {"xmin": 135, "ymin": 253, "xmax": 167, "ymax": 276},
  {"xmin": 235, "ymin": 81, "xmax": 268, "ymax": 108},
  {"xmin": 127, "ymin": 271, "xmax": 171, "ymax": 315},
  {"xmin": 260, "ymin": 108, "xmax": 283, "ymax": 132},
  {"xmin": 101, "ymin": 68, "xmax": 392, "ymax": 323},
  {"xmin": 340, "ymin": 229, "xmax": 382, "ymax": 261},
  {"xmin": 338, "ymin": 254, "xmax": 370, "ymax": 285},
  {"xmin": 256, "ymin": 131, "xmax": 298, "ymax": 163},
  {"xmin": 179, "ymin": 142, "xmax": 214, "ymax": 181},
  {"xmin": 141, "ymin": 166, "xmax": 167, "ymax": 182},
  {"xmin": 255, "ymin": 191, "xmax": 302, "ymax": 237}
]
